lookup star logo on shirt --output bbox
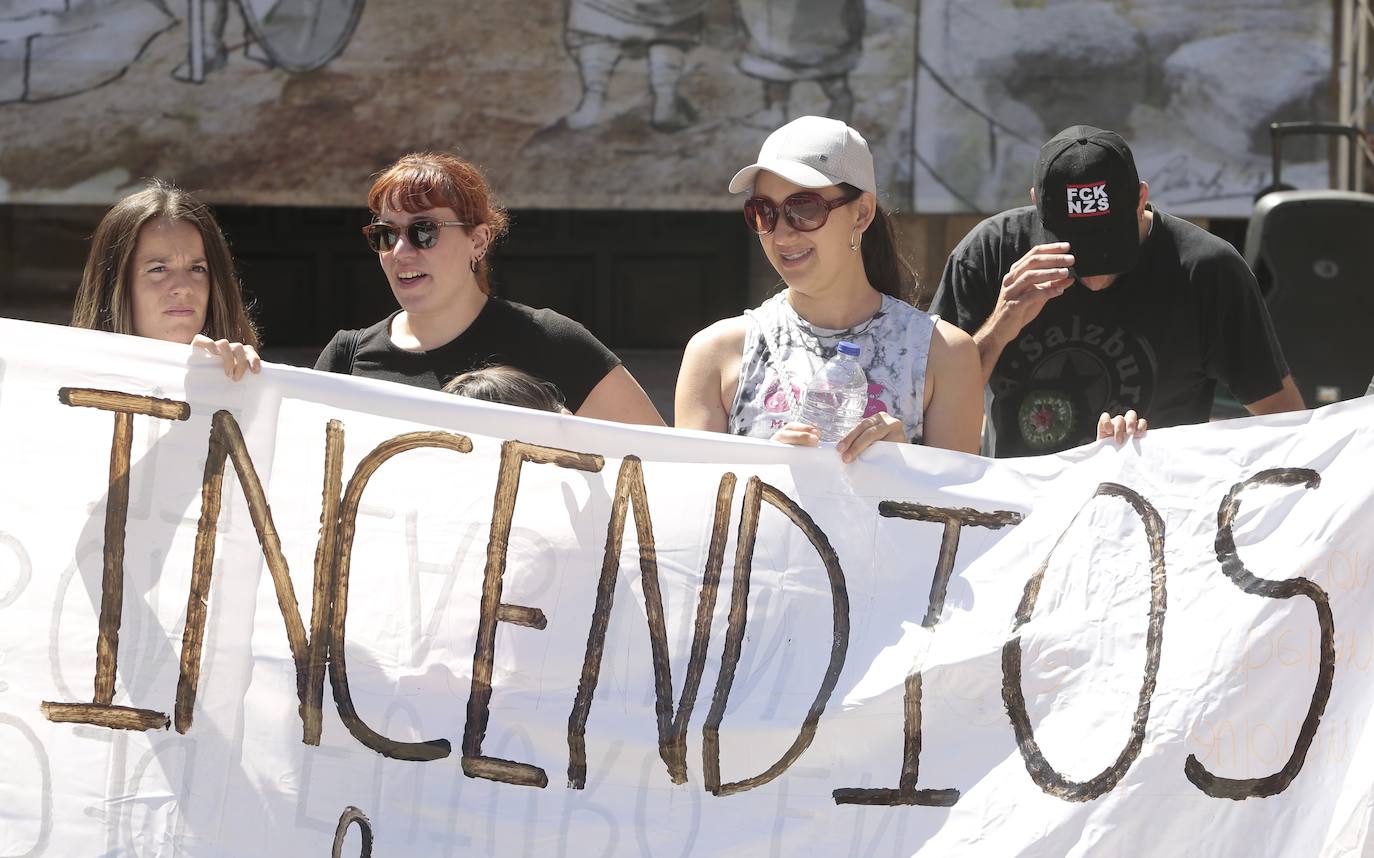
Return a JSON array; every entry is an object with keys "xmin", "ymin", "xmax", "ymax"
[{"xmin": 1018, "ymin": 390, "xmax": 1075, "ymax": 451}]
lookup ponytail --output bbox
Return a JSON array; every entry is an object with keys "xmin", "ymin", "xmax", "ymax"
[
  {"xmin": 841, "ymin": 183, "xmax": 919, "ymax": 304},
  {"xmin": 861, "ymin": 207, "xmax": 919, "ymax": 304}
]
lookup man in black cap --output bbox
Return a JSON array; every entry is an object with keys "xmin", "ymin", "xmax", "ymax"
[{"xmin": 930, "ymin": 125, "xmax": 1303, "ymax": 457}]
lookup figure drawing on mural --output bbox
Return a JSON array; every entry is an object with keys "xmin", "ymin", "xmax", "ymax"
[
  {"xmin": 0, "ymin": 0, "xmax": 363, "ymax": 103},
  {"xmin": 0, "ymin": 0, "xmax": 174, "ymax": 104},
  {"xmin": 560, "ymin": 0, "xmax": 707, "ymax": 131},
  {"xmin": 735, "ymin": 0, "xmax": 864, "ymax": 125},
  {"xmin": 912, "ymin": 0, "xmax": 1331, "ymax": 213}
]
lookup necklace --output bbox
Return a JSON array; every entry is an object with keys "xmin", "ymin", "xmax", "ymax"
[{"xmin": 788, "ymin": 305, "xmax": 884, "ymax": 342}]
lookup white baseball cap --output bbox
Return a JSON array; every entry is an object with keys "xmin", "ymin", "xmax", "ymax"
[{"xmin": 728, "ymin": 115, "xmax": 878, "ymax": 195}]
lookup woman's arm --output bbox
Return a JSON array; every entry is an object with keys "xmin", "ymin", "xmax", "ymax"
[
  {"xmin": 1244, "ymin": 375, "xmax": 1304, "ymax": 415},
  {"xmin": 921, "ymin": 320, "xmax": 983, "ymax": 454},
  {"xmin": 673, "ymin": 319, "xmax": 746, "ymax": 433},
  {"xmin": 576, "ymin": 365, "xmax": 665, "ymax": 426}
]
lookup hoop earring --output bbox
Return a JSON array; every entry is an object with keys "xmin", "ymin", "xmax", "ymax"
[
  {"xmin": 469, "ymin": 256, "xmax": 481, "ymax": 274},
  {"xmin": 849, "ymin": 227, "xmax": 861, "ymax": 252}
]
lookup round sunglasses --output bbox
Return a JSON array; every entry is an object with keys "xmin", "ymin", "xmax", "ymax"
[
  {"xmin": 361, "ymin": 218, "xmax": 468, "ymax": 253},
  {"xmin": 743, "ymin": 190, "xmax": 859, "ymax": 235}
]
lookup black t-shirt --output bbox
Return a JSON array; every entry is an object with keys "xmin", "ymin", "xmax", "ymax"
[
  {"xmin": 314, "ymin": 298, "xmax": 621, "ymax": 411},
  {"xmin": 931, "ymin": 206, "xmax": 1289, "ymax": 457}
]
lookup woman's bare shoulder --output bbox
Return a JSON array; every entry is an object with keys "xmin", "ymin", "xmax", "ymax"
[
  {"xmin": 684, "ymin": 315, "xmax": 750, "ymax": 360},
  {"xmin": 930, "ymin": 317, "xmax": 976, "ymax": 356}
]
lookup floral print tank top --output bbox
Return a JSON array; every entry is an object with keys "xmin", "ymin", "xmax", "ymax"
[{"xmin": 728, "ymin": 291, "xmax": 936, "ymax": 443}]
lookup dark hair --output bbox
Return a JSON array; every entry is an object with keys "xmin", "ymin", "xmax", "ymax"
[
  {"xmin": 71, "ymin": 179, "xmax": 259, "ymax": 346},
  {"xmin": 841, "ymin": 183, "xmax": 919, "ymax": 304},
  {"xmin": 368, "ymin": 152, "xmax": 511, "ymax": 294},
  {"xmin": 442, "ymin": 365, "xmax": 565, "ymax": 413}
]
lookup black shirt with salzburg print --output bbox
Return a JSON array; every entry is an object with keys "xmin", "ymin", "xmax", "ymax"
[{"xmin": 931, "ymin": 206, "xmax": 1289, "ymax": 458}]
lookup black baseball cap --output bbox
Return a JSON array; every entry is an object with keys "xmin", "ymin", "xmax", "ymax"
[{"xmin": 1033, "ymin": 126, "xmax": 1142, "ymax": 277}]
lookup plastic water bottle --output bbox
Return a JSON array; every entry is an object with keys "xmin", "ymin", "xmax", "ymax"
[{"xmin": 794, "ymin": 342, "xmax": 868, "ymax": 442}]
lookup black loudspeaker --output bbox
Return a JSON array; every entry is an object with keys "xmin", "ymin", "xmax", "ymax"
[{"xmin": 1243, "ymin": 190, "xmax": 1374, "ymax": 405}]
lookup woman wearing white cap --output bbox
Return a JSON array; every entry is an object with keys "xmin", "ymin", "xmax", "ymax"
[{"xmin": 674, "ymin": 116, "xmax": 982, "ymax": 459}]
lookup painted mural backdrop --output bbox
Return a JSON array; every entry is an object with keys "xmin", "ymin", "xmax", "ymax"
[
  {"xmin": 0, "ymin": 0, "xmax": 1330, "ymax": 214},
  {"xmin": 913, "ymin": 0, "xmax": 1333, "ymax": 217}
]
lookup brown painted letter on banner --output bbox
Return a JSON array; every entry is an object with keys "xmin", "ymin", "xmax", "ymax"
[
  {"xmin": 40, "ymin": 388, "xmax": 190, "ymax": 732},
  {"xmin": 833, "ymin": 503, "xmax": 1023, "ymax": 807},
  {"xmin": 1185, "ymin": 468, "xmax": 1331, "ymax": 800},
  {"xmin": 330, "ymin": 805, "xmax": 373, "ymax": 858},
  {"xmin": 332, "ymin": 431, "xmax": 475, "ymax": 762},
  {"xmin": 175, "ymin": 412, "xmax": 344, "ymax": 743},
  {"xmin": 568, "ymin": 462, "xmax": 736, "ymax": 788},
  {"xmin": 703, "ymin": 478, "xmax": 850, "ymax": 797},
  {"xmin": 1001, "ymin": 483, "xmax": 1167, "ymax": 802},
  {"xmin": 464, "ymin": 441, "xmax": 605, "ymax": 787}
]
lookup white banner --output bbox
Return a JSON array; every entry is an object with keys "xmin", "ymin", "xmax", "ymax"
[{"xmin": 0, "ymin": 318, "xmax": 1370, "ymax": 857}]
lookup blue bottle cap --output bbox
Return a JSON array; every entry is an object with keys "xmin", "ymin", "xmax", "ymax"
[{"xmin": 837, "ymin": 341, "xmax": 861, "ymax": 357}]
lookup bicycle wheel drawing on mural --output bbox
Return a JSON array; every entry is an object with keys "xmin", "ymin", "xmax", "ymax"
[{"xmin": 241, "ymin": 0, "xmax": 365, "ymax": 71}]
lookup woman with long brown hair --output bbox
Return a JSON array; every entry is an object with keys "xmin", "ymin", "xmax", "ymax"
[
  {"xmin": 71, "ymin": 179, "xmax": 261, "ymax": 379},
  {"xmin": 315, "ymin": 152, "xmax": 662, "ymax": 425},
  {"xmin": 675, "ymin": 116, "xmax": 983, "ymax": 458}
]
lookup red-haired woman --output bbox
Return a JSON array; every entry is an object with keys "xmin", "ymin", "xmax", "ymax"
[{"xmin": 315, "ymin": 152, "xmax": 663, "ymax": 425}]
